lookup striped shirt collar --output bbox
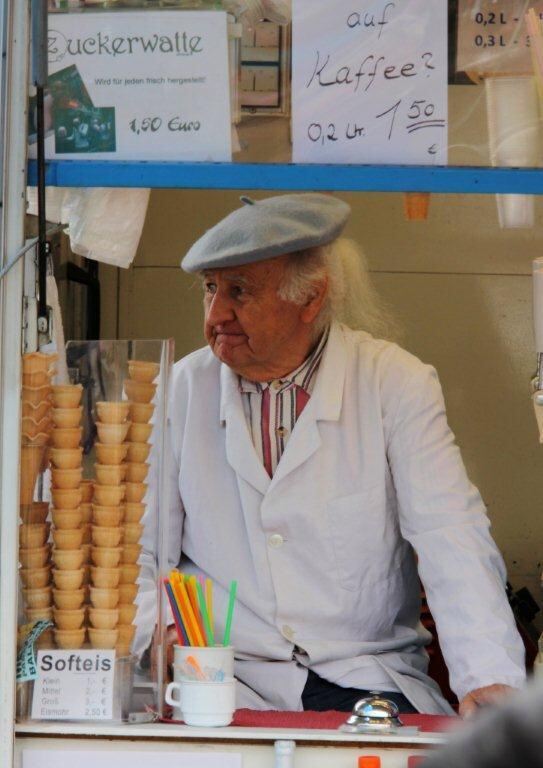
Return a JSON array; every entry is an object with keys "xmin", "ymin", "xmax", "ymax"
[{"xmin": 239, "ymin": 326, "xmax": 330, "ymax": 396}]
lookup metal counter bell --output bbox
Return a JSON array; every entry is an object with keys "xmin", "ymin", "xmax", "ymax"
[{"xmin": 339, "ymin": 691, "xmax": 418, "ymax": 735}]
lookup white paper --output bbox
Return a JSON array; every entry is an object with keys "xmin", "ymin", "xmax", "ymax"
[
  {"xmin": 23, "ymin": 752, "xmax": 242, "ymax": 768},
  {"xmin": 31, "ymin": 650, "xmax": 115, "ymax": 720},
  {"xmin": 31, "ymin": 11, "xmax": 231, "ymax": 161},
  {"xmin": 456, "ymin": 1, "xmax": 543, "ymax": 76},
  {"xmin": 292, "ymin": 0, "xmax": 448, "ymax": 165}
]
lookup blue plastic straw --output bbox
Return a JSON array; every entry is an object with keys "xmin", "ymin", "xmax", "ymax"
[{"xmin": 164, "ymin": 579, "xmax": 190, "ymax": 646}]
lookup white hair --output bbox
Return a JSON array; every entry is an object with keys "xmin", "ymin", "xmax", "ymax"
[{"xmin": 277, "ymin": 238, "xmax": 399, "ymax": 341}]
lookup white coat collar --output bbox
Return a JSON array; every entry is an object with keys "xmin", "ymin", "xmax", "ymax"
[{"xmin": 218, "ymin": 321, "xmax": 347, "ymax": 494}]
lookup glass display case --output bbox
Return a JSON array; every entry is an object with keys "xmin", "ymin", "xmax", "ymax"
[{"xmin": 15, "ymin": 339, "xmax": 174, "ymax": 723}]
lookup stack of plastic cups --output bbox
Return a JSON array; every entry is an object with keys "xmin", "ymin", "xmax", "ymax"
[
  {"xmin": 119, "ymin": 360, "xmax": 159, "ymax": 656},
  {"xmin": 485, "ymin": 75, "xmax": 541, "ymax": 228},
  {"xmin": 49, "ymin": 384, "xmax": 86, "ymax": 650},
  {"xmin": 90, "ymin": 401, "xmax": 130, "ymax": 650},
  {"xmin": 19, "ymin": 353, "xmax": 57, "ymax": 646}
]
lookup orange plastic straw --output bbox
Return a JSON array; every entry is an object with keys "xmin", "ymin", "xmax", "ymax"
[
  {"xmin": 205, "ymin": 578, "xmax": 214, "ymax": 634},
  {"xmin": 187, "ymin": 575, "xmax": 206, "ymax": 642},
  {"xmin": 170, "ymin": 571, "xmax": 203, "ymax": 646},
  {"xmin": 177, "ymin": 572, "xmax": 205, "ymax": 647}
]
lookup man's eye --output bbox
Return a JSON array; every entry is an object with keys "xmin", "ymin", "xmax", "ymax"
[
  {"xmin": 204, "ymin": 282, "xmax": 216, "ymax": 294},
  {"xmin": 231, "ymin": 285, "xmax": 246, "ymax": 298}
]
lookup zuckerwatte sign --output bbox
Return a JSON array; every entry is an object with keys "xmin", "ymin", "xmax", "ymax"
[{"xmin": 29, "ymin": 11, "xmax": 232, "ymax": 162}]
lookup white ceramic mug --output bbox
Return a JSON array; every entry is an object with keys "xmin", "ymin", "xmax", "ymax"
[
  {"xmin": 165, "ymin": 677, "xmax": 236, "ymax": 726},
  {"xmin": 173, "ymin": 644, "xmax": 234, "ymax": 679}
]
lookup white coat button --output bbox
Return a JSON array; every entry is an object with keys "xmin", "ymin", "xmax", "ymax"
[
  {"xmin": 282, "ymin": 625, "xmax": 295, "ymax": 641},
  {"xmin": 269, "ymin": 533, "xmax": 284, "ymax": 548}
]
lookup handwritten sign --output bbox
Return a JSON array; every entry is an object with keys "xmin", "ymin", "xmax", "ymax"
[
  {"xmin": 31, "ymin": 650, "xmax": 115, "ymax": 720},
  {"xmin": 292, "ymin": 0, "xmax": 448, "ymax": 165},
  {"xmin": 456, "ymin": 1, "xmax": 543, "ymax": 76},
  {"xmin": 29, "ymin": 11, "xmax": 231, "ymax": 162}
]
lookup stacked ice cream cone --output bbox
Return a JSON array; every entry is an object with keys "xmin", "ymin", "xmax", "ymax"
[
  {"xmin": 49, "ymin": 384, "xmax": 86, "ymax": 650},
  {"xmin": 89, "ymin": 400, "xmax": 131, "ymax": 650},
  {"xmin": 19, "ymin": 353, "xmax": 57, "ymax": 644},
  {"xmin": 115, "ymin": 359, "xmax": 158, "ymax": 656}
]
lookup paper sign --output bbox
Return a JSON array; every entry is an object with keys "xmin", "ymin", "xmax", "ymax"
[
  {"xmin": 292, "ymin": 0, "xmax": 448, "ymax": 165},
  {"xmin": 30, "ymin": 11, "xmax": 231, "ymax": 161},
  {"xmin": 22, "ymin": 752, "xmax": 242, "ymax": 768},
  {"xmin": 31, "ymin": 650, "xmax": 115, "ymax": 720},
  {"xmin": 456, "ymin": 1, "xmax": 543, "ymax": 76}
]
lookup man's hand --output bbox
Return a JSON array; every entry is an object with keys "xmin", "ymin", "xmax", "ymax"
[
  {"xmin": 459, "ymin": 684, "xmax": 515, "ymax": 718},
  {"xmin": 150, "ymin": 624, "xmax": 178, "ymax": 681}
]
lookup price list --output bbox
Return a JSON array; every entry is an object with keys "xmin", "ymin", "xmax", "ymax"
[
  {"xmin": 457, "ymin": 0, "xmax": 543, "ymax": 75},
  {"xmin": 31, "ymin": 650, "xmax": 115, "ymax": 721}
]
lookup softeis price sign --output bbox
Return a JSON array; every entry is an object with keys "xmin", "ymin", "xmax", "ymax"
[{"xmin": 31, "ymin": 650, "xmax": 115, "ymax": 720}]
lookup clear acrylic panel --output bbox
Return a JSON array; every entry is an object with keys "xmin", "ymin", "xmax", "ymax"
[{"xmin": 16, "ymin": 338, "xmax": 174, "ymax": 723}]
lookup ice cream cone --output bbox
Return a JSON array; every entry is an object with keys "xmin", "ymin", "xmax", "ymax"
[
  {"xmin": 23, "ymin": 586, "xmax": 52, "ymax": 609},
  {"xmin": 129, "ymin": 403, "xmax": 154, "ymax": 424},
  {"xmin": 51, "ymin": 384, "xmax": 83, "ymax": 409},
  {"xmin": 90, "ymin": 587, "xmax": 119, "ymax": 609},
  {"xmin": 22, "ymin": 399, "xmax": 51, "ymax": 422},
  {"xmin": 121, "ymin": 544, "xmax": 141, "ymax": 564},
  {"xmin": 120, "ymin": 564, "xmax": 140, "ymax": 584},
  {"xmin": 118, "ymin": 603, "xmax": 137, "ymax": 624},
  {"xmin": 127, "ymin": 423, "xmax": 153, "ymax": 443},
  {"xmin": 51, "ymin": 407, "xmax": 83, "ymax": 429},
  {"xmin": 126, "ymin": 442, "xmax": 150, "ymax": 463},
  {"xmin": 52, "ymin": 568, "xmax": 85, "ymax": 590},
  {"xmin": 89, "ymin": 608, "xmax": 119, "ymax": 630},
  {"xmin": 128, "ymin": 360, "xmax": 159, "ymax": 383},
  {"xmin": 123, "ymin": 379, "xmax": 156, "ymax": 404},
  {"xmin": 54, "ymin": 628, "xmax": 85, "ymax": 649},
  {"xmin": 19, "ymin": 444, "xmax": 46, "ymax": 505},
  {"xmin": 125, "ymin": 483, "xmax": 146, "ymax": 503},
  {"xmin": 96, "ymin": 401, "xmax": 130, "ymax": 424},
  {"xmin": 53, "ymin": 588, "xmax": 85, "ymax": 609},
  {"xmin": 88, "ymin": 628, "xmax": 118, "ymax": 649}
]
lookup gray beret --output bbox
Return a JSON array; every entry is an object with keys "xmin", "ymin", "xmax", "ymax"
[{"xmin": 181, "ymin": 193, "xmax": 351, "ymax": 273}]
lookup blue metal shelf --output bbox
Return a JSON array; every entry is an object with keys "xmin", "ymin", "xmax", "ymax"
[{"xmin": 27, "ymin": 160, "xmax": 543, "ymax": 194}]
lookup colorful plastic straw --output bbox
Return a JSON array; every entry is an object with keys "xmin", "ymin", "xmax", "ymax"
[
  {"xmin": 196, "ymin": 579, "xmax": 215, "ymax": 646},
  {"xmin": 164, "ymin": 571, "xmax": 236, "ymax": 648},
  {"xmin": 186, "ymin": 575, "xmax": 206, "ymax": 641},
  {"xmin": 222, "ymin": 580, "xmax": 237, "ymax": 647},
  {"xmin": 170, "ymin": 571, "xmax": 203, "ymax": 646},
  {"xmin": 205, "ymin": 578, "xmax": 214, "ymax": 633},
  {"xmin": 162, "ymin": 578, "xmax": 188, "ymax": 646}
]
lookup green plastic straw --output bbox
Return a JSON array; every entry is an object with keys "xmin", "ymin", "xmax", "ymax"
[
  {"xmin": 196, "ymin": 579, "xmax": 215, "ymax": 646},
  {"xmin": 222, "ymin": 580, "xmax": 237, "ymax": 647}
]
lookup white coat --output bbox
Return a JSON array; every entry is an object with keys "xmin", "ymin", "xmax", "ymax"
[{"xmin": 139, "ymin": 322, "xmax": 525, "ymax": 713}]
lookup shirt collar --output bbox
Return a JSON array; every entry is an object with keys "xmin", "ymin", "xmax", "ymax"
[{"xmin": 239, "ymin": 326, "xmax": 330, "ymax": 396}]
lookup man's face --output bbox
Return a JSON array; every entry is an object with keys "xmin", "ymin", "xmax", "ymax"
[{"xmin": 203, "ymin": 256, "xmax": 319, "ymax": 381}]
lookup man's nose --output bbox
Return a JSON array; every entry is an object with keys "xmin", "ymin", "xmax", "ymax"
[{"xmin": 206, "ymin": 290, "xmax": 235, "ymax": 326}]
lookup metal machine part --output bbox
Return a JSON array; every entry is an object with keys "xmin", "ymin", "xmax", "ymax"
[{"xmin": 339, "ymin": 691, "xmax": 419, "ymax": 735}]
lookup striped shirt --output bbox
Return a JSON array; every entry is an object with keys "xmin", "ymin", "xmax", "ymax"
[{"xmin": 239, "ymin": 328, "xmax": 329, "ymax": 477}]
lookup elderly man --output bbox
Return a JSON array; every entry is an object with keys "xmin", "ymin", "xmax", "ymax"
[{"xmin": 158, "ymin": 193, "xmax": 525, "ymax": 715}]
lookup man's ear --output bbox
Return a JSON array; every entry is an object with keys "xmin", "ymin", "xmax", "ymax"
[{"xmin": 300, "ymin": 277, "xmax": 328, "ymax": 325}]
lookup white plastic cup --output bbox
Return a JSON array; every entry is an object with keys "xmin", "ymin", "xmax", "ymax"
[
  {"xmin": 165, "ymin": 678, "xmax": 236, "ymax": 726},
  {"xmin": 173, "ymin": 644, "xmax": 234, "ymax": 679}
]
